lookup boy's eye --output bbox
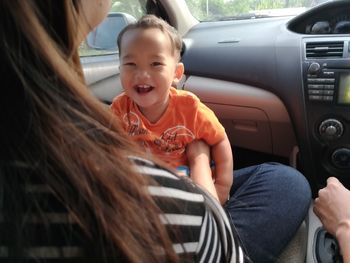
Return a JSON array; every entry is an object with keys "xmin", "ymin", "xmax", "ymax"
[
  {"xmin": 151, "ymin": 62, "xmax": 163, "ymax": 67},
  {"xmin": 123, "ymin": 62, "xmax": 136, "ymax": 66}
]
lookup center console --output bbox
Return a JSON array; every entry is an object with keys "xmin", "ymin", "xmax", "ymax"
[{"xmin": 303, "ymin": 37, "xmax": 350, "ymax": 187}]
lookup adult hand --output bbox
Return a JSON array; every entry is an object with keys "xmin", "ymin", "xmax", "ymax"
[
  {"xmin": 314, "ymin": 177, "xmax": 350, "ymax": 262},
  {"xmin": 314, "ymin": 177, "xmax": 350, "ymax": 237}
]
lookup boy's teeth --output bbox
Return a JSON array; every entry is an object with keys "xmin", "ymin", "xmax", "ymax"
[{"xmin": 136, "ymin": 85, "xmax": 152, "ymax": 93}]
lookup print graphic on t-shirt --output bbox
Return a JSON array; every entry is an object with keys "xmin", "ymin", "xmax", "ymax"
[
  {"xmin": 123, "ymin": 111, "xmax": 148, "ymax": 136},
  {"xmin": 155, "ymin": 126, "xmax": 195, "ymax": 154},
  {"xmin": 122, "ymin": 112, "xmax": 195, "ymax": 156}
]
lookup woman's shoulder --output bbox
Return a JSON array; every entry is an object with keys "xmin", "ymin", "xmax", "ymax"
[{"xmin": 129, "ymin": 156, "xmax": 248, "ymax": 263}]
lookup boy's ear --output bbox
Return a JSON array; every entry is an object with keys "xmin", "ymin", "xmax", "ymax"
[{"xmin": 174, "ymin": 62, "xmax": 184, "ymax": 83}]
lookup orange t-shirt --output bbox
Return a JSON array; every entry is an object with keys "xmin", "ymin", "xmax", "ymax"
[{"xmin": 111, "ymin": 88, "xmax": 225, "ymax": 167}]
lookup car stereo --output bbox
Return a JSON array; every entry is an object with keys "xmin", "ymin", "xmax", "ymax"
[
  {"xmin": 302, "ymin": 58, "xmax": 350, "ymax": 186},
  {"xmin": 300, "ymin": 37, "xmax": 350, "ymax": 189},
  {"xmin": 305, "ymin": 61, "xmax": 350, "ymax": 105}
]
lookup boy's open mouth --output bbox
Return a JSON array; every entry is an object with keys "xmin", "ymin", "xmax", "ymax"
[{"xmin": 135, "ymin": 85, "xmax": 154, "ymax": 94}]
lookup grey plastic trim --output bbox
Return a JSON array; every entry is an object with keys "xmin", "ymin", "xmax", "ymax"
[
  {"xmin": 184, "ymin": 76, "xmax": 291, "ymax": 121},
  {"xmin": 306, "ymin": 203, "xmax": 323, "ymax": 263},
  {"xmin": 81, "ymin": 55, "xmax": 119, "ymax": 86},
  {"xmin": 161, "ymin": 0, "xmax": 198, "ymax": 36},
  {"xmin": 184, "ymin": 76, "xmax": 297, "ymax": 157},
  {"xmin": 81, "ymin": 55, "xmax": 122, "ymax": 103}
]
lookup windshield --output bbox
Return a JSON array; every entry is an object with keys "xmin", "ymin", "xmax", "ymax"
[{"xmin": 185, "ymin": 0, "xmax": 332, "ymax": 21}]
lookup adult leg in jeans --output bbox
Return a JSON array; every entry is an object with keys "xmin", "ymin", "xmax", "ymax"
[{"xmin": 224, "ymin": 163, "xmax": 311, "ymax": 263}]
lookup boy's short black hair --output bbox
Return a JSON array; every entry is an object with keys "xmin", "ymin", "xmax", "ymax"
[{"xmin": 117, "ymin": 14, "xmax": 182, "ymax": 60}]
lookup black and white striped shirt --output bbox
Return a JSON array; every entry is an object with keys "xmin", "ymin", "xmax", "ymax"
[
  {"xmin": 0, "ymin": 157, "xmax": 247, "ymax": 262},
  {"xmin": 132, "ymin": 157, "xmax": 246, "ymax": 262}
]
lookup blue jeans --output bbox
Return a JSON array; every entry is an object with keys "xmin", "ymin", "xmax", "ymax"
[{"xmin": 224, "ymin": 163, "xmax": 311, "ymax": 263}]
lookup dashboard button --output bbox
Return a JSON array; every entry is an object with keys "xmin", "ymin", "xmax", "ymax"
[
  {"xmin": 324, "ymin": 79, "xmax": 335, "ymax": 83},
  {"xmin": 323, "ymin": 96, "xmax": 333, "ymax": 101},
  {"xmin": 308, "ymin": 62, "xmax": 321, "ymax": 74},
  {"xmin": 325, "ymin": 126, "xmax": 337, "ymax": 136},
  {"xmin": 323, "ymin": 90, "xmax": 334, "ymax": 95},
  {"xmin": 309, "ymin": 78, "xmax": 324, "ymax": 83},
  {"xmin": 324, "ymin": 85, "xmax": 335, "ymax": 90},
  {"xmin": 319, "ymin": 119, "xmax": 343, "ymax": 140},
  {"xmin": 308, "ymin": 89, "xmax": 323, "ymax": 95},
  {"xmin": 308, "ymin": 84, "xmax": 324, "ymax": 89},
  {"xmin": 309, "ymin": 95, "xmax": 323, "ymax": 100},
  {"xmin": 323, "ymin": 71, "xmax": 335, "ymax": 77},
  {"xmin": 332, "ymin": 148, "xmax": 350, "ymax": 169}
]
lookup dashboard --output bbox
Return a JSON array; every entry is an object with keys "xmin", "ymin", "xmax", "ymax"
[{"xmin": 181, "ymin": 0, "xmax": 350, "ymax": 194}]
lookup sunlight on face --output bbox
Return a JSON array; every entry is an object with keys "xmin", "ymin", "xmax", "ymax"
[{"xmin": 119, "ymin": 28, "xmax": 183, "ymax": 120}]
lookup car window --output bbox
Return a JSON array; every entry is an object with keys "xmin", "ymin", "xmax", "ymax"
[
  {"xmin": 185, "ymin": 0, "xmax": 332, "ymax": 22},
  {"xmin": 79, "ymin": 0, "xmax": 146, "ymax": 57}
]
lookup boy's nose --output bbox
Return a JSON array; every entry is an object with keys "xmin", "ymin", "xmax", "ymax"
[{"xmin": 135, "ymin": 69, "xmax": 150, "ymax": 80}]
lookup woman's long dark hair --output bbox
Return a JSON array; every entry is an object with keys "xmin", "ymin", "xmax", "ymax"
[{"xmin": 0, "ymin": 1, "xmax": 178, "ymax": 262}]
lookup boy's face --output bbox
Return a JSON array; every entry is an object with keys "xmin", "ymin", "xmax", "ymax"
[{"xmin": 119, "ymin": 28, "xmax": 184, "ymax": 114}]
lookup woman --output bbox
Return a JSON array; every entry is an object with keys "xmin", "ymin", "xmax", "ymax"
[
  {"xmin": 0, "ymin": 1, "xmax": 244, "ymax": 262},
  {"xmin": 0, "ymin": 0, "xmax": 310, "ymax": 262}
]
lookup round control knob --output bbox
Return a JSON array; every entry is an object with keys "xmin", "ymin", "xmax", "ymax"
[
  {"xmin": 325, "ymin": 125, "xmax": 337, "ymax": 136},
  {"xmin": 331, "ymin": 148, "xmax": 350, "ymax": 169},
  {"xmin": 308, "ymin": 62, "xmax": 321, "ymax": 74},
  {"xmin": 319, "ymin": 119, "xmax": 344, "ymax": 140}
]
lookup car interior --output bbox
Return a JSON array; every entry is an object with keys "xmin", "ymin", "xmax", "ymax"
[{"xmin": 81, "ymin": 0, "xmax": 350, "ymax": 262}]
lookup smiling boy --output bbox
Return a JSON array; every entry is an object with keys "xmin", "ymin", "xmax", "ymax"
[{"xmin": 111, "ymin": 15, "xmax": 233, "ymax": 204}]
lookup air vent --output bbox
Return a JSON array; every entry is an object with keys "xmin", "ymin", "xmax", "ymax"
[{"xmin": 306, "ymin": 42, "xmax": 344, "ymax": 59}]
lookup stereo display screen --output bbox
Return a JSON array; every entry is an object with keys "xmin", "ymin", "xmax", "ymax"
[{"xmin": 338, "ymin": 73, "xmax": 350, "ymax": 104}]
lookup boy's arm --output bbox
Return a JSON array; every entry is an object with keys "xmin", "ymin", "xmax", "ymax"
[
  {"xmin": 211, "ymin": 133, "xmax": 234, "ymax": 205},
  {"xmin": 187, "ymin": 140, "xmax": 219, "ymax": 202}
]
